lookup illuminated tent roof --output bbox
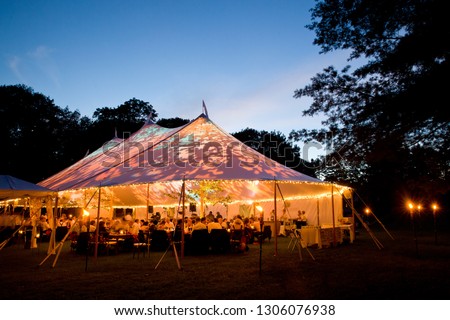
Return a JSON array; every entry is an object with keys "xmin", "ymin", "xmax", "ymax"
[
  {"xmin": 0, "ymin": 175, "xmax": 54, "ymax": 201},
  {"xmin": 39, "ymin": 112, "xmax": 347, "ymax": 206}
]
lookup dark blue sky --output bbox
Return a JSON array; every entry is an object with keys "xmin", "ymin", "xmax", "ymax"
[{"xmin": 1, "ymin": 0, "xmax": 348, "ymax": 150}]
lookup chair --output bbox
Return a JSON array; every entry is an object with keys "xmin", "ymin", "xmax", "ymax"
[
  {"xmin": 150, "ymin": 230, "xmax": 170, "ymax": 252},
  {"xmin": 262, "ymin": 226, "xmax": 272, "ymax": 242},
  {"xmin": 210, "ymin": 229, "xmax": 230, "ymax": 254},
  {"xmin": 75, "ymin": 232, "xmax": 91, "ymax": 254},
  {"xmin": 190, "ymin": 229, "xmax": 210, "ymax": 255},
  {"xmin": 230, "ymin": 229, "xmax": 247, "ymax": 253},
  {"xmin": 69, "ymin": 232, "xmax": 78, "ymax": 252},
  {"xmin": 133, "ymin": 231, "xmax": 150, "ymax": 259},
  {"xmin": 289, "ymin": 229, "xmax": 316, "ymax": 261},
  {"xmin": 171, "ymin": 228, "xmax": 183, "ymax": 250}
]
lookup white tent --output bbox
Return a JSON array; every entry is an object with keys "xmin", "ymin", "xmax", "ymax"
[
  {"xmin": 0, "ymin": 175, "xmax": 54, "ymax": 201},
  {"xmin": 0, "ymin": 175, "xmax": 55, "ymax": 250},
  {"xmin": 38, "ymin": 111, "xmax": 352, "ymax": 227}
]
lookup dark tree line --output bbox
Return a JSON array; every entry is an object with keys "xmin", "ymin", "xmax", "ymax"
[
  {"xmin": 0, "ymin": 84, "xmax": 312, "ymax": 184},
  {"xmin": 0, "ymin": 85, "xmax": 163, "ymax": 182},
  {"xmin": 292, "ymin": 0, "xmax": 450, "ymax": 220},
  {"xmin": 232, "ymin": 128, "xmax": 317, "ymax": 177}
]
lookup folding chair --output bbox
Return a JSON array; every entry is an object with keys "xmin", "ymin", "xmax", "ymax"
[
  {"xmin": 133, "ymin": 231, "xmax": 150, "ymax": 259},
  {"xmin": 289, "ymin": 229, "xmax": 315, "ymax": 261}
]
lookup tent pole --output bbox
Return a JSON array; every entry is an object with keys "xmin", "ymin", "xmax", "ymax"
[
  {"xmin": 181, "ymin": 178, "xmax": 186, "ymax": 259},
  {"xmin": 273, "ymin": 178, "xmax": 278, "ymax": 256},
  {"xmin": 47, "ymin": 196, "xmax": 57, "ymax": 255},
  {"xmin": 349, "ymin": 190, "xmax": 356, "ymax": 243},
  {"xmin": 94, "ymin": 186, "xmax": 101, "ymax": 263},
  {"xmin": 331, "ymin": 184, "xmax": 337, "ymax": 247},
  {"xmin": 146, "ymin": 183, "xmax": 150, "ymax": 222},
  {"xmin": 316, "ymin": 198, "xmax": 322, "ymax": 249}
]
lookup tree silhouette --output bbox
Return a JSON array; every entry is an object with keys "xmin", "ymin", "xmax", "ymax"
[
  {"xmin": 291, "ymin": 0, "xmax": 450, "ymax": 218},
  {"xmin": 0, "ymin": 85, "xmax": 90, "ymax": 182},
  {"xmin": 232, "ymin": 128, "xmax": 317, "ymax": 177},
  {"xmin": 156, "ymin": 117, "xmax": 190, "ymax": 128},
  {"xmin": 87, "ymin": 98, "xmax": 157, "ymax": 151}
]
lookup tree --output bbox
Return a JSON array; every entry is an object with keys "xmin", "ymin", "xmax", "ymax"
[
  {"xmin": 232, "ymin": 128, "xmax": 317, "ymax": 177},
  {"xmin": 291, "ymin": 0, "xmax": 450, "ymax": 217},
  {"xmin": 88, "ymin": 98, "xmax": 157, "ymax": 151},
  {"xmin": 156, "ymin": 117, "xmax": 190, "ymax": 128},
  {"xmin": 0, "ymin": 85, "xmax": 90, "ymax": 182}
]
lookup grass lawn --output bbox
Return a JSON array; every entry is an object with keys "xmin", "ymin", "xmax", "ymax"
[{"xmin": 0, "ymin": 225, "xmax": 449, "ymax": 300}]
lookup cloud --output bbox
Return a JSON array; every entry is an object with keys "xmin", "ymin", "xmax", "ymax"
[
  {"xmin": 8, "ymin": 56, "xmax": 27, "ymax": 83},
  {"xmin": 5, "ymin": 45, "xmax": 61, "ymax": 88},
  {"xmin": 207, "ymin": 51, "xmax": 352, "ymax": 136},
  {"xmin": 209, "ymin": 66, "xmax": 322, "ymax": 135},
  {"xmin": 28, "ymin": 45, "xmax": 61, "ymax": 87},
  {"xmin": 29, "ymin": 45, "xmax": 53, "ymax": 60}
]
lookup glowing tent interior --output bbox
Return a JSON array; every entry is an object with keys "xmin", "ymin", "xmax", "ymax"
[{"xmin": 38, "ymin": 110, "xmax": 352, "ymax": 229}]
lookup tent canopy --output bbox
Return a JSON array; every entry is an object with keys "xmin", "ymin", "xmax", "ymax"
[
  {"xmin": 0, "ymin": 175, "xmax": 54, "ymax": 201},
  {"xmin": 39, "ymin": 112, "xmax": 349, "ymax": 208}
]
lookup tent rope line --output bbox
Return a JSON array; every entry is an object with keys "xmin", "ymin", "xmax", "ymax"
[
  {"xmin": 39, "ymin": 189, "xmax": 98, "ymax": 268},
  {"xmin": 154, "ymin": 178, "xmax": 185, "ymax": 271},
  {"xmin": 38, "ymin": 218, "xmax": 79, "ymax": 268},
  {"xmin": 338, "ymin": 190, "xmax": 384, "ymax": 250},
  {"xmin": 352, "ymin": 190, "xmax": 395, "ymax": 240}
]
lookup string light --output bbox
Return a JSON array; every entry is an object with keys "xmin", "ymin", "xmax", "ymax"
[{"xmin": 47, "ymin": 178, "xmax": 352, "ymax": 209}]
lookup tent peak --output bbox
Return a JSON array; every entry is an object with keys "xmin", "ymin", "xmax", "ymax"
[
  {"xmin": 202, "ymin": 100, "xmax": 209, "ymax": 118},
  {"xmin": 144, "ymin": 111, "xmax": 155, "ymax": 125}
]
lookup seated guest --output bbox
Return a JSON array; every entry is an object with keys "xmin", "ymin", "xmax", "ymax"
[
  {"xmin": 98, "ymin": 221, "xmax": 108, "ymax": 235},
  {"xmin": 39, "ymin": 215, "xmax": 51, "ymax": 233},
  {"xmin": 221, "ymin": 218, "xmax": 229, "ymax": 229},
  {"xmin": 157, "ymin": 219, "xmax": 166, "ymax": 230},
  {"xmin": 80, "ymin": 220, "xmax": 96, "ymax": 233},
  {"xmin": 104, "ymin": 219, "xmax": 112, "ymax": 232},
  {"xmin": 140, "ymin": 220, "xmax": 150, "ymax": 233},
  {"xmin": 89, "ymin": 220, "xmax": 97, "ymax": 232},
  {"xmin": 162, "ymin": 218, "xmax": 175, "ymax": 230},
  {"xmin": 58, "ymin": 214, "xmax": 69, "ymax": 227},
  {"xmin": 207, "ymin": 218, "xmax": 223, "ymax": 233},
  {"xmin": 110, "ymin": 220, "xmax": 121, "ymax": 232},
  {"xmin": 192, "ymin": 217, "xmax": 207, "ymax": 230},
  {"xmin": 250, "ymin": 217, "xmax": 261, "ymax": 232},
  {"xmin": 129, "ymin": 219, "xmax": 140, "ymax": 235},
  {"xmin": 206, "ymin": 211, "xmax": 215, "ymax": 222},
  {"xmin": 232, "ymin": 215, "xmax": 244, "ymax": 230},
  {"xmin": 184, "ymin": 217, "xmax": 194, "ymax": 234},
  {"xmin": 250, "ymin": 217, "xmax": 263, "ymax": 243}
]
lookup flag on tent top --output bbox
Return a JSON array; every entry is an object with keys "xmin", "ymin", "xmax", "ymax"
[{"xmin": 202, "ymin": 100, "xmax": 209, "ymax": 118}]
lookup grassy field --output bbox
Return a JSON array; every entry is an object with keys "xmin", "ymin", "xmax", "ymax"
[{"xmin": 0, "ymin": 225, "xmax": 449, "ymax": 300}]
